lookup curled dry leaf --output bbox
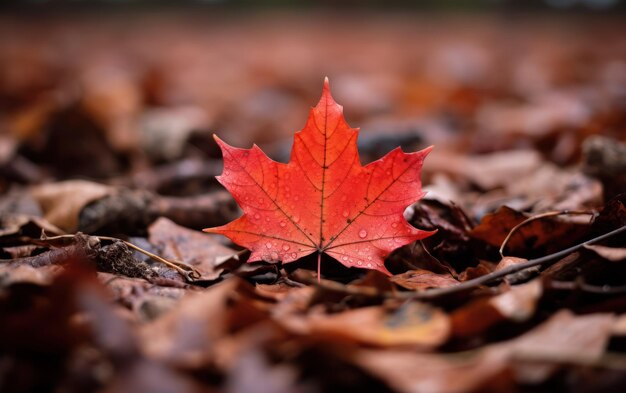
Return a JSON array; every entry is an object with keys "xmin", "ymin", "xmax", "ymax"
[{"xmin": 205, "ymin": 79, "xmax": 434, "ymax": 275}]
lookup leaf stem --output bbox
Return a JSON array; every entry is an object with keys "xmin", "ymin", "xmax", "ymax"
[{"xmin": 317, "ymin": 252, "xmax": 321, "ymax": 283}]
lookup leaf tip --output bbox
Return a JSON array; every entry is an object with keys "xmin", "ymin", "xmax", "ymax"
[
  {"xmin": 318, "ymin": 76, "xmax": 338, "ymax": 109},
  {"xmin": 213, "ymin": 133, "xmax": 226, "ymax": 148},
  {"xmin": 322, "ymin": 77, "xmax": 332, "ymax": 97},
  {"xmin": 422, "ymin": 145, "xmax": 435, "ymax": 155}
]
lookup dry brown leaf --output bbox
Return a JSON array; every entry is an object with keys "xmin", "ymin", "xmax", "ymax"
[
  {"xmin": 0, "ymin": 264, "xmax": 61, "ymax": 287},
  {"xmin": 503, "ymin": 310, "xmax": 615, "ymax": 384},
  {"xmin": 354, "ymin": 349, "xmax": 509, "ymax": 393},
  {"xmin": 139, "ymin": 279, "xmax": 235, "ymax": 364},
  {"xmin": 354, "ymin": 309, "xmax": 616, "ymax": 393},
  {"xmin": 390, "ymin": 269, "xmax": 459, "ymax": 290},
  {"xmin": 494, "ymin": 256, "xmax": 528, "ymax": 271},
  {"xmin": 489, "ymin": 280, "xmax": 542, "ymax": 322},
  {"xmin": 470, "ymin": 206, "xmax": 589, "ymax": 256},
  {"xmin": 583, "ymin": 244, "xmax": 626, "ymax": 262},
  {"xmin": 148, "ymin": 217, "xmax": 235, "ymax": 281},
  {"xmin": 302, "ymin": 302, "xmax": 450, "ymax": 348},
  {"xmin": 451, "ymin": 280, "xmax": 543, "ymax": 338},
  {"xmin": 31, "ymin": 180, "xmax": 112, "ymax": 232},
  {"xmin": 425, "ymin": 149, "xmax": 542, "ymax": 190}
]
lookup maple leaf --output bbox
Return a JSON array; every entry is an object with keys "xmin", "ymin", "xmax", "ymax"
[{"xmin": 204, "ymin": 78, "xmax": 434, "ymax": 276}]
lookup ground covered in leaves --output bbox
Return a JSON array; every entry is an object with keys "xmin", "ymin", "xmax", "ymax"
[{"xmin": 1, "ymin": 10, "xmax": 626, "ymax": 393}]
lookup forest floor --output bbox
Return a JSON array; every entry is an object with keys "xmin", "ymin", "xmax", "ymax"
[{"xmin": 1, "ymin": 10, "xmax": 626, "ymax": 393}]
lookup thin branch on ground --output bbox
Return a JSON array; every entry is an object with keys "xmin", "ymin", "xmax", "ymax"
[
  {"xmin": 37, "ymin": 233, "xmax": 202, "ymax": 282},
  {"xmin": 295, "ymin": 225, "xmax": 626, "ymax": 300}
]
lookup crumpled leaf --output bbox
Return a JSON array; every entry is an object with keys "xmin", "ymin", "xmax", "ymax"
[{"xmin": 205, "ymin": 79, "xmax": 434, "ymax": 275}]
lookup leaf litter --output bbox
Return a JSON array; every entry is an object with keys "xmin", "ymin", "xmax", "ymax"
[{"xmin": 1, "ymin": 12, "xmax": 626, "ymax": 393}]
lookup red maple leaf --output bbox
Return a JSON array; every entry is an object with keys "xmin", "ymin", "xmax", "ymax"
[{"xmin": 204, "ymin": 78, "xmax": 434, "ymax": 276}]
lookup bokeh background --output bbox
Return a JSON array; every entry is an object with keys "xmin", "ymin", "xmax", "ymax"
[
  {"xmin": 1, "ymin": 0, "xmax": 625, "ymax": 196},
  {"xmin": 0, "ymin": 0, "xmax": 626, "ymax": 175}
]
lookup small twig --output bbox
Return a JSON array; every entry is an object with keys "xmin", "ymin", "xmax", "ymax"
[
  {"xmin": 40, "ymin": 233, "xmax": 202, "ymax": 282},
  {"xmin": 296, "ymin": 225, "xmax": 626, "ymax": 300},
  {"xmin": 317, "ymin": 252, "xmax": 321, "ymax": 283},
  {"xmin": 499, "ymin": 210, "xmax": 595, "ymax": 258}
]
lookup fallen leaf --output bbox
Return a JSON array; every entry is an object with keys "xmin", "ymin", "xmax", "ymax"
[
  {"xmin": 353, "ymin": 310, "xmax": 616, "ymax": 393},
  {"xmin": 470, "ymin": 206, "xmax": 589, "ymax": 256},
  {"xmin": 451, "ymin": 280, "xmax": 543, "ymax": 338},
  {"xmin": 98, "ymin": 272, "xmax": 188, "ymax": 321},
  {"xmin": 0, "ymin": 264, "xmax": 60, "ymax": 287},
  {"xmin": 390, "ymin": 269, "xmax": 459, "ymax": 290},
  {"xmin": 353, "ymin": 349, "xmax": 509, "ymax": 393},
  {"xmin": 0, "ymin": 214, "xmax": 64, "ymax": 240},
  {"xmin": 299, "ymin": 302, "xmax": 450, "ymax": 348},
  {"xmin": 584, "ymin": 244, "xmax": 626, "ymax": 262},
  {"xmin": 139, "ymin": 278, "xmax": 263, "ymax": 367},
  {"xmin": 457, "ymin": 260, "xmax": 495, "ymax": 281},
  {"xmin": 148, "ymin": 217, "xmax": 235, "ymax": 281},
  {"xmin": 504, "ymin": 310, "xmax": 615, "ymax": 384},
  {"xmin": 425, "ymin": 149, "xmax": 542, "ymax": 190},
  {"xmin": 31, "ymin": 180, "xmax": 112, "ymax": 232},
  {"xmin": 494, "ymin": 256, "xmax": 528, "ymax": 271},
  {"xmin": 489, "ymin": 280, "xmax": 543, "ymax": 322},
  {"xmin": 224, "ymin": 348, "xmax": 301, "ymax": 393},
  {"xmin": 205, "ymin": 79, "xmax": 434, "ymax": 275}
]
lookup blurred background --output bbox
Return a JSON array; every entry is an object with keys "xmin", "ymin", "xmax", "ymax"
[{"xmin": 1, "ymin": 0, "xmax": 625, "ymax": 201}]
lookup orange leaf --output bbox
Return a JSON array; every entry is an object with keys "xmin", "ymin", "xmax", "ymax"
[{"xmin": 204, "ymin": 78, "xmax": 434, "ymax": 275}]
